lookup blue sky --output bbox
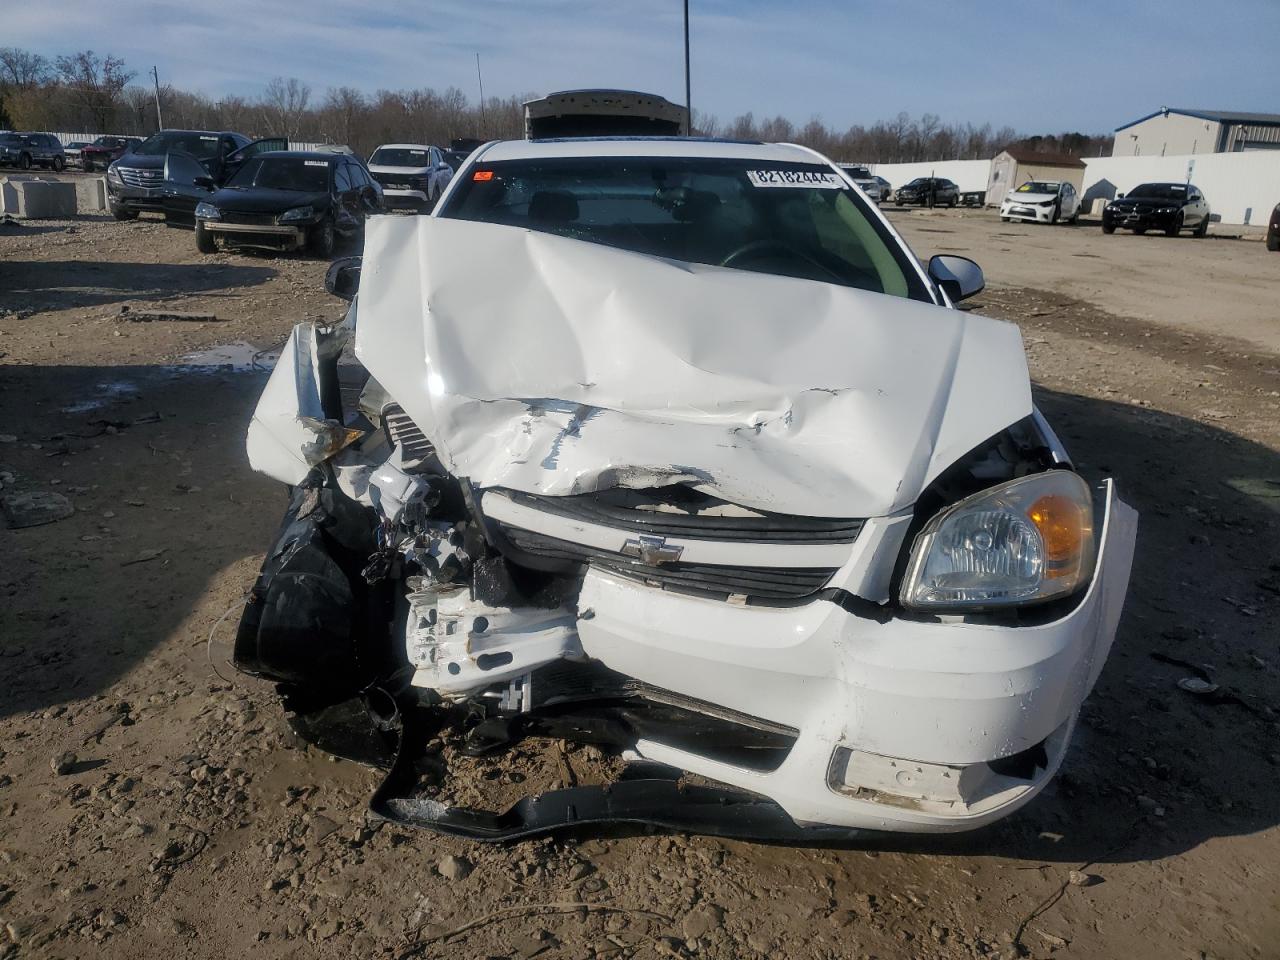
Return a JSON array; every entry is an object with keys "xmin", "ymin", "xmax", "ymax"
[{"xmin": 7, "ymin": 0, "xmax": 1279, "ymax": 133}]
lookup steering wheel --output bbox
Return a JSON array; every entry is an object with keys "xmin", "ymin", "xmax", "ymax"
[{"xmin": 718, "ymin": 239, "xmax": 845, "ymax": 284}]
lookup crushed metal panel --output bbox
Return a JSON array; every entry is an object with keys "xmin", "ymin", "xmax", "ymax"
[
  {"xmin": 355, "ymin": 216, "xmax": 1032, "ymax": 519},
  {"xmin": 246, "ymin": 320, "xmax": 352, "ymax": 485}
]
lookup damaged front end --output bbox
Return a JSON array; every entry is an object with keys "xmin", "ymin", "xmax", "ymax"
[{"xmin": 234, "ymin": 217, "xmax": 1137, "ymax": 841}]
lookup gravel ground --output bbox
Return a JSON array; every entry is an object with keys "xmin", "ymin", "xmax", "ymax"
[{"xmin": 0, "ymin": 208, "xmax": 1277, "ymax": 960}]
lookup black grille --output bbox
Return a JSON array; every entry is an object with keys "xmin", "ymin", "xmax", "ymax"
[
  {"xmin": 497, "ymin": 524, "xmax": 836, "ymax": 601},
  {"xmin": 220, "ymin": 211, "xmax": 278, "ymax": 226},
  {"xmin": 382, "ymin": 403, "xmax": 433, "ymax": 467},
  {"xmin": 500, "ymin": 488, "xmax": 863, "ymax": 544}
]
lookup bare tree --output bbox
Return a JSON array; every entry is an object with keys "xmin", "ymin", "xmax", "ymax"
[
  {"xmin": 261, "ymin": 76, "xmax": 312, "ymax": 139},
  {"xmin": 54, "ymin": 50, "xmax": 133, "ymax": 131},
  {"xmin": 0, "ymin": 47, "xmax": 50, "ymax": 89}
]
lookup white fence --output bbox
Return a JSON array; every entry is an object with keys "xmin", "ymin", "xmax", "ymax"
[
  {"xmin": 867, "ymin": 159, "xmax": 993, "ymax": 194},
  {"xmin": 48, "ymin": 132, "xmax": 329, "ymax": 152},
  {"xmin": 1080, "ymin": 151, "xmax": 1280, "ymax": 226}
]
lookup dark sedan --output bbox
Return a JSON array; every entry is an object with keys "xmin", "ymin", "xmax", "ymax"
[
  {"xmin": 191, "ymin": 151, "xmax": 383, "ymax": 257},
  {"xmin": 894, "ymin": 177, "xmax": 959, "ymax": 207},
  {"xmin": 1102, "ymin": 182, "xmax": 1210, "ymax": 237}
]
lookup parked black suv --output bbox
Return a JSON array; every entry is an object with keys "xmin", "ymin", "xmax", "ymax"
[
  {"xmin": 1102, "ymin": 182, "xmax": 1210, "ymax": 237},
  {"xmin": 894, "ymin": 177, "xmax": 959, "ymax": 207},
  {"xmin": 0, "ymin": 132, "xmax": 66, "ymax": 171},
  {"xmin": 106, "ymin": 130, "xmax": 284, "ymax": 222},
  {"xmin": 188, "ymin": 151, "xmax": 384, "ymax": 257}
]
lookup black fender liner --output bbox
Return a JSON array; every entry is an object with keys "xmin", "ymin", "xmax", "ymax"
[{"xmin": 234, "ymin": 470, "xmax": 396, "ymax": 694}]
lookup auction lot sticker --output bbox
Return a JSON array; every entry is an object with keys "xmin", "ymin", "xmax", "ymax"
[{"xmin": 747, "ymin": 169, "xmax": 844, "ymax": 188}]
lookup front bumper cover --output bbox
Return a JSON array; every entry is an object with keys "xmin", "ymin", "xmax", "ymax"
[
  {"xmin": 568, "ymin": 481, "xmax": 1136, "ymax": 833},
  {"xmin": 1002, "ymin": 203, "xmax": 1055, "ymax": 222}
]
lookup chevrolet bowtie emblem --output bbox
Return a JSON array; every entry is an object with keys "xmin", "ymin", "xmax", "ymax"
[{"xmin": 620, "ymin": 534, "xmax": 684, "ymax": 566}]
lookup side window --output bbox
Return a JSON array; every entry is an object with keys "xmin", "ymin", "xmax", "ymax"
[
  {"xmin": 334, "ymin": 163, "xmax": 352, "ymax": 192},
  {"xmin": 349, "ymin": 162, "xmax": 368, "ymax": 188}
]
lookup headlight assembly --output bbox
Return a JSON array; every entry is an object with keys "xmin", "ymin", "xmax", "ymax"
[
  {"xmin": 195, "ymin": 201, "xmax": 220, "ymax": 220},
  {"xmin": 900, "ymin": 471, "xmax": 1096, "ymax": 612},
  {"xmin": 279, "ymin": 205, "xmax": 315, "ymax": 223},
  {"xmin": 106, "ymin": 163, "xmax": 123, "ymax": 184}
]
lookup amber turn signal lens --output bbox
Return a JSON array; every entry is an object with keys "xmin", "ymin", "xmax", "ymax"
[{"xmin": 1029, "ymin": 493, "xmax": 1092, "ymax": 578}]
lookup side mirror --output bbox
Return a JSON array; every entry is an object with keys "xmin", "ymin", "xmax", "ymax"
[
  {"xmin": 193, "ymin": 175, "xmax": 215, "ymax": 191},
  {"xmin": 928, "ymin": 255, "xmax": 985, "ymax": 303},
  {"xmin": 325, "ymin": 256, "xmax": 362, "ymax": 301},
  {"xmin": 1116, "ymin": 192, "xmax": 1125, "ymax": 199}
]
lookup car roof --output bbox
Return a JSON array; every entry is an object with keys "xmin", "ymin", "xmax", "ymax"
[
  {"xmin": 375, "ymin": 143, "xmax": 436, "ymax": 150},
  {"xmin": 474, "ymin": 137, "xmax": 822, "ymax": 165}
]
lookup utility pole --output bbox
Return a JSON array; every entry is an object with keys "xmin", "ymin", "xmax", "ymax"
[
  {"xmin": 475, "ymin": 53, "xmax": 487, "ymax": 137},
  {"xmin": 151, "ymin": 65, "xmax": 164, "ymax": 131},
  {"xmin": 683, "ymin": 0, "xmax": 692, "ymax": 135}
]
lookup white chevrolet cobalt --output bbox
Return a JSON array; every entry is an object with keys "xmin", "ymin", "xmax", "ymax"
[
  {"xmin": 1000, "ymin": 179, "xmax": 1082, "ymax": 224},
  {"xmin": 235, "ymin": 136, "xmax": 1137, "ymax": 841}
]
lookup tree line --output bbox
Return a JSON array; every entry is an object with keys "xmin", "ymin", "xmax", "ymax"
[{"xmin": 0, "ymin": 46, "xmax": 1110, "ymax": 162}]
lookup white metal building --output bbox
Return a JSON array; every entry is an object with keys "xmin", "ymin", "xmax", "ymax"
[{"xmin": 1112, "ymin": 108, "xmax": 1280, "ymax": 157}]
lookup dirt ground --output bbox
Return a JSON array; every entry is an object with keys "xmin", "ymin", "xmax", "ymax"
[{"xmin": 1, "ymin": 206, "xmax": 1278, "ymax": 960}]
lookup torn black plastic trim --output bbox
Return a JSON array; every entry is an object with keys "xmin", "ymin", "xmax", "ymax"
[
  {"xmin": 234, "ymin": 469, "xmax": 398, "ymax": 692},
  {"xmin": 369, "ymin": 713, "xmax": 859, "ymax": 843}
]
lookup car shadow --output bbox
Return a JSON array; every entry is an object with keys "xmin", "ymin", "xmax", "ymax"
[
  {"xmin": 1, "ymin": 371, "xmax": 1276, "ymax": 867},
  {"xmin": 0, "ymin": 361, "xmax": 282, "ymax": 721},
  {"xmin": 0, "ymin": 259, "xmax": 276, "ymax": 313}
]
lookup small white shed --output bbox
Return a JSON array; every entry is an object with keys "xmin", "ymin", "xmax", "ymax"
[{"xmin": 986, "ymin": 149, "xmax": 1086, "ymax": 209}]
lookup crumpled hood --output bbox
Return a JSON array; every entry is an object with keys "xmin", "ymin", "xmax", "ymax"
[{"xmin": 354, "ymin": 217, "xmax": 1032, "ymax": 518}]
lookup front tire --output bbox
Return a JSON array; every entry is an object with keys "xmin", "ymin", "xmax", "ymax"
[
  {"xmin": 1165, "ymin": 214, "xmax": 1183, "ymax": 237},
  {"xmin": 1102, "ymin": 222, "xmax": 1116, "ymax": 234},
  {"xmin": 1266, "ymin": 232, "xmax": 1279, "ymax": 252},
  {"xmin": 1194, "ymin": 216, "xmax": 1209, "ymax": 238},
  {"xmin": 195, "ymin": 223, "xmax": 217, "ymax": 254},
  {"xmin": 111, "ymin": 205, "xmax": 137, "ymax": 222},
  {"xmin": 52, "ymin": 156, "xmax": 65, "ymax": 172},
  {"xmin": 1134, "ymin": 227, "xmax": 1147, "ymax": 235},
  {"xmin": 17, "ymin": 153, "xmax": 31, "ymax": 170},
  {"xmin": 307, "ymin": 218, "xmax": 336, "ymax": 259}
]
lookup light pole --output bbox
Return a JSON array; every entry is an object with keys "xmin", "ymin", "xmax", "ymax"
[
  {"xmin": 151, "ymin": 66, "xmax": 164, "ymax": 131},
  {"xmin": 683, "ymin": 0, "xmax": 692, "ymax": 135}
]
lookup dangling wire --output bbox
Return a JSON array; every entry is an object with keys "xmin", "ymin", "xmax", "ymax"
[{"xmin": 206, "ymin": 594, "xmax": 250, "ymax": 684}]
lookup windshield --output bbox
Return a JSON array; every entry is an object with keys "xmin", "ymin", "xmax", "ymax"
[
  {"xmin": 133, "ymin": 131, "xmax": 223, "ymax": 159},
  {"xmin": 371, "ymin": 147, "xmax": 431, "ymax": 167},
  {"xmin": 1128, "ymin": 183, "xmax": 1188, "ymax": 200},
  {"xmin": 440, "ymin": 156, "xmax": 928, "ymax": 300},
  {"xmin": 1016, "ymin": 181, "xmax": 1060, "ymax": 194},
  {"xmin": 225, "ymin": 157, "xmax": 331, "ymax": 191},
  {"xmin": 841, "ymin": 165, "xmax": 872, "ymax": 179}
]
